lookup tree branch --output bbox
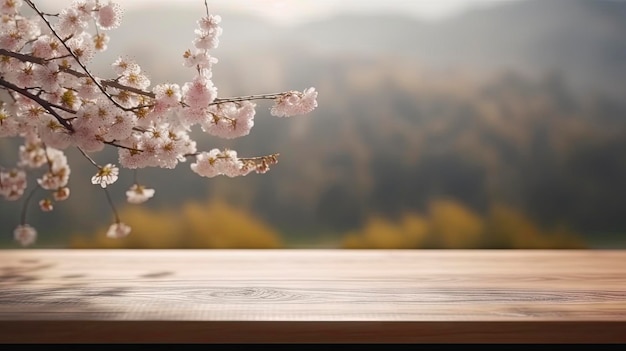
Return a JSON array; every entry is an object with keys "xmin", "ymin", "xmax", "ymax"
[{"xmin": 0, "ymin": 77, "xmax": 74, "ymax": 131}]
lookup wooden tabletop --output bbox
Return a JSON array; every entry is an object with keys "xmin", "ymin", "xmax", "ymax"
[{"xmin": 0, "ymin": 249, "xmax": 625, "ymax": 343}]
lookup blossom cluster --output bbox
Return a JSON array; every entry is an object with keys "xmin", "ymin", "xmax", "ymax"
[{"xmin": 0, "ymin": 0, "xmax": 318, "ymax": 246}]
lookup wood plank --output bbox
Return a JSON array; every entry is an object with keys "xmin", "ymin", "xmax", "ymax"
[{"xmin": 0, "ymin": 250, "xmax": 625, "ymax": 343}]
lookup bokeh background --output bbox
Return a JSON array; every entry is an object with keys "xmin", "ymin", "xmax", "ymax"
[{"xmin": 2, "ymin": 0, "xmax": 626, "ymax": 249}]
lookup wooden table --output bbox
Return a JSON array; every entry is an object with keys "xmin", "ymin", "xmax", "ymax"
[{"xmin": 0, "ymin": 249, "xmax": 624, "ymax": 343}]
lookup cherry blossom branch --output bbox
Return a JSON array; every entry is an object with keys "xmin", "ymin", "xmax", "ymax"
[
  {"xmin": 0, "ymin": 76, "xmax": 74, "ymax": 130},
  {"xmin": 211, "ymin": 93, "xmax": 285, "ymax": 105},
  {"xmin": 1, "ymin": 48, "xmax": 309, "ymax": 110},
  {"xmin": 1, "ymin": 0, "xmax": 318, "ymax": 247},
  {"xmin": 0, "ymin": 48, "xmax": 153, "ymax": 99}
]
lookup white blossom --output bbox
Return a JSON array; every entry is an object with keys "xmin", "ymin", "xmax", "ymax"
[
  {"xmin": 126, "ymin": 184, "xmax": 155, "ymax": 204},
  {"xmin": 106, "ymin": 222, "xmax": 131, "ymax": 239},
  {"xmin": 13, "ymin": 224, "xmax": 37, "ymax": 246},
  {"xmin": 91, "ymin": 163, "xmax": 119, "ymax": 188}
]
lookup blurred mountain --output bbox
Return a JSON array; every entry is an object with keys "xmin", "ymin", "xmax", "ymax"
[
  {"xmin": 290, "ymin": 0, "xmax": 626, "ymax": 98},
  {"xmin": 296, "ymin": 0, "xmax": 626, "ymax": 99},
  {"xmin": 92, "ymin": 0, "xmax": 626, "ymax": 98}
]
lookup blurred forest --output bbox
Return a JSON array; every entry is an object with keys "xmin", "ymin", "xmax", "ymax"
[{"xmin": 1, "ymin": 0, "xmax": 626, "ymax": 249}]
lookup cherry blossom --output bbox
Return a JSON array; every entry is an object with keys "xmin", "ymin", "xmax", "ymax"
[
  {"xmin": 0, "ymin": 0, "xmax": 318, "ymax": 246},
  {"xmin": 53, "ymin": 187, "xmax": 70, "ymax": 201},
  {"xmin": 0, "ymin": 168, "xmax": 27, "ymax": 200},
  {"xmin": 91, "ymin": 163, "xmax": 119, "ymax": 188},
  {"xmin": 96, "ymin": 1, "xmax": 123, "ymax": 30},
  {"xmin": 126, "ymin": 184, "xmax": 155, "ymax": 204},
  {"xmin": 13, "ymin": 224, "xmax": 37, "ymax": 246},
  {"xmin": 270, "ymin": 88, "xmax": 319, "ymax": 117},
  {"xmin": 106, "ymin": 222, "xmax": 131, "ymax": 239},
  {"xmin": 39, "ymin": 198, "xmax": 53, "ymax": 212}
]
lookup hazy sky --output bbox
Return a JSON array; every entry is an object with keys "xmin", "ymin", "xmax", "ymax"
[{"xmin": 93, "ymin": 0, "xmax": 524, "ymax": 26}]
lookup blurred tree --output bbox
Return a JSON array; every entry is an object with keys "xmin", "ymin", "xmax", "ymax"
[
  {"xmin": 426, "ymin": 198, "xmax": 485, "ymax": 249},
  {"xmin": 342, "ymin": 213, "xmax": 429, "ymax": 249},
  {"xmin": 340, "ymin": 198, "xmax": 587, "ymax": 249},
  {"xmin": 484, "ymin": 204, "xmax": 587, "ymax": 249},
  {"xmin": 69, "ymin": 199, "xmax": 283, "ymax": 249}
]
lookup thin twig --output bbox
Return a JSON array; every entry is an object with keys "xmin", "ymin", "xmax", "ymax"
[
  {"xmin": 103, "ymin": 186, "xmax": 120, "ymax": 223},
  {"xmin": 211, "ymin": 93, "xmax": 284, "ymax": 106},
  {"xmin": 76, "ymin": 146, "xmax": 100, "ymax": 169},
  {"xmin": 20, "ymin": 185, "xmax": 39, "ymax": 225},
  {"xmin": 104, "ymin": 140, "xmax": 143, "ymax": 152}
]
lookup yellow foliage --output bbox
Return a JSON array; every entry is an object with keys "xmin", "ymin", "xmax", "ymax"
[
  {"xmin": 342, "ymin": 213, "xmax": 429, "ymax": 249},
  {"xmin": 69, "ymin": 199, "xmax": 283, "ymax": 249},
  {"xmin": 427, "ymin": 199, "xmax": 484, "ymax": 248},
  {"xmin": 341, "ymin": 198, "xmax": 587, "ymax": 249},
  {"xmin": 542, "ymin": 225, "xmax": 587, "ymax": 249},
  {"xmin": 485, "ymin": 204, "xmax": 587, "ymax": 249},
  {"xmin": 180, "ymin": 200, "xmax": 282, "ymax": 248}
]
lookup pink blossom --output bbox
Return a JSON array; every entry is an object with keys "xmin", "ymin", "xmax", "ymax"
[
  {"xmin": 53, "ymin": 187, "xmax": 70, "ymax": 201},
  {"xmin": 39, "ymin": 198, "xmax": 54, "ymax": 212},
  {"xmin": 0, "ymin": 30, "xmax": 24, "ymax": 51},
  {"xmin": 0, "ymin": 0, "xmax": 22, "ymax": 15},
  {"xmin": 112, "ymin": 56, "xmax": 140, "ymax": 75},
  {"xmin": 190, "ymin": 149, "xmax": 247, "ymax": 178},
  {"xmin": 14, "ymin": 62, "xmax": 36, "ymax": 88},
  {"xmin": 198, "ymin": 14, "xmax": 221, "ymax": 32},
  {"xmin": 182, "ymin": 75, "xmax": 217, "ymax": 108},
  {"xmin": 56, "ymin": 7, "xmax": 88, "ymax": 38},
  {"xmin": 183, "ymin": 49, "xmax": 218, "ymax": 71},
  {"xmin": 0, "ymin": 168, "xmax": 27, "ymax": 201},
  {"xmin": 31, "ymin": 36, "xmax": 58, "ymax": 59},
  {"xmin": 97, "ymin": 1, "xmax": 122, "ymax": 30},
  {"xmin": 119, "ymin": 72, "xmax": 150, "ymax": 90},
  {"xmin": 93, "ymin": 33, "xmax": 110, "ymax": 52},
  {"xmin": 0, "ymin": 107, "xmax": 19, "ymax": 137},
  {"xmin": 153, "ymin": 83, "xmax": 182, "ymax": 107},
  {"xmin": 67, "ymin": 33, "xmax": 96, "ymax": 62},
  {"xmin": 13, "ymin": 224, "xmax": 36, "ymax": 246},
  {"xmin": 270, "ymin": 88, "xmax": 318, "ymax": 117},
  {"xmin": 201, "ymin": 102, "xmax": 255, "ymax": 139}
]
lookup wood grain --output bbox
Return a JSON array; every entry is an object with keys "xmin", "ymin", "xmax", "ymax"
[{"xmin": 0, "ymin": 249, "xmax": 625, "ymax": 343}]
